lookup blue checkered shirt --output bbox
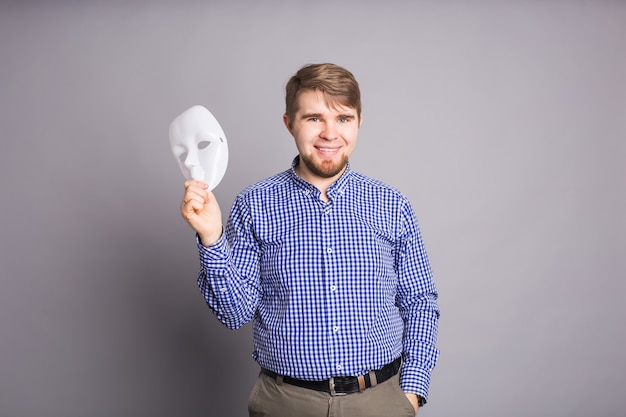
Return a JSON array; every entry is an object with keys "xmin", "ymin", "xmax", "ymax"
[{"xmin": 197, "ymin": 159, "xmax": 439, "ymax": 398}]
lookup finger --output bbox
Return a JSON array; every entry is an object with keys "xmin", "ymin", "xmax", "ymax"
[
  {"xmin": 184, "ymin": 180, "xmax": 209, "ymax": 191},
  {"xmin": 182, "ymin": 193, "xmax": 203, "ymax": 206},
  {"xmin": 183, "ymin": 192, "xmax": 209, "ymax": 207},
  {"xmin": 183, "ymin": 184, "xmax": 210, "ymax": 205},
  {"xmin": 181, "ymin": 191, "xmax": 207, "ymax": 208},
  {"xmin": 181, "ymin": 197, "xmax": 207, "ymax": 220}
]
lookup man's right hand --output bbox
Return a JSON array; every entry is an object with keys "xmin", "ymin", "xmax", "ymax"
[{"xmin": 180, "ymin": 180, "xmax": 223, "ymax": 247}]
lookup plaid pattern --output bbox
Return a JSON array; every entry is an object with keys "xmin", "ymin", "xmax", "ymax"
[{"xmin": 197, "ymin": 158, "xmax": 439, "ymax": 397}]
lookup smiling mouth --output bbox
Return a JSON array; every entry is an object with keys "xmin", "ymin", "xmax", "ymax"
[{"xmin": 316, "ymin": 147, "xmax": 339, "ymax": 153}]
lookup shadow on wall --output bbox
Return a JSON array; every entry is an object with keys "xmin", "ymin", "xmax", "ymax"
[
  {"xmin": 8, "ymin": 200, "xmax": 258, "ymax": 417},
  {"xmin": 90, "ymin": 218, "xmax": 257, "ymax": 417}
]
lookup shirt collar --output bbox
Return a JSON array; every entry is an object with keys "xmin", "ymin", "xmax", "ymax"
[{"xmin": 289, "ymin": 156, "xmax": 353, "ymax": 200}]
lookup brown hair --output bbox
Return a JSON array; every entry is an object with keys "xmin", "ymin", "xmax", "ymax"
[{"xmin": 285, "ymin": 63, "xmax": 361, "ymax": 123}]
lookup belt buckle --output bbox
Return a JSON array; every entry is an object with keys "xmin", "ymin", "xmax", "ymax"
[{"xmin": 328, "ymin": 377, "xmax": 346, "ymax": 396}]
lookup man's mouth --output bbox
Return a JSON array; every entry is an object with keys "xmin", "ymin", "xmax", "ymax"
[{"xmin": 316, "ymin": 146, "xmax": 339, "ymax": 154}]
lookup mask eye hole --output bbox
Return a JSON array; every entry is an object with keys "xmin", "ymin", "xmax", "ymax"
[
  {"xmin": 178, "ymin": 151, "xmax": 188, "ymax": 162},
  {"xmin": 198, "ymin": 141, "xmax": 211, "ymax": 150}
]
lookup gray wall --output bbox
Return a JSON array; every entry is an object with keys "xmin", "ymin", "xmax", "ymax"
[{"xmin": 1, "ymin": 1, "xmax": 624, "ymax": 416}]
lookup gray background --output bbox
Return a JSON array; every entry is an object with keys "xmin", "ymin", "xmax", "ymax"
[{"xmin": 1, "ymin": 1, "xmax": 624, "ymax": 416}]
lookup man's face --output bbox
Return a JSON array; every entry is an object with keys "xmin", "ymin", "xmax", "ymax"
[{"xmin": 284, "ymin": 89, "xmax": 361, "ymax": 183}]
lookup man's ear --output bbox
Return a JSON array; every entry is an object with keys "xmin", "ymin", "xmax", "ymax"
[
  {"xmin": 359, "ymin": 114, "xmax": 363, "ymax": 128},
  {"xmin": 283, "ymin": 113, "xmax": 293, "ymax": 133}
]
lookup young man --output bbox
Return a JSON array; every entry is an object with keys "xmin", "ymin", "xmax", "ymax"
[{"xmin": 180, "ymin": 63, "xmax": 439, "ymax": 416}]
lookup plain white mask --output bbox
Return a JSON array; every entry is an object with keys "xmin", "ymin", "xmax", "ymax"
[{"xmin": 169, "ymin": 105, "xmax": 229, "ymax": 190}]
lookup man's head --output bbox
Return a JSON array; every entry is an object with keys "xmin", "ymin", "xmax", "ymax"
[
  {"xmin": 284, "ymin": 63, "xmax": 361, "ymax": 125},
  {"xmin": 283, "ymin": 64, "xmax": 362, "ymax": 185}
]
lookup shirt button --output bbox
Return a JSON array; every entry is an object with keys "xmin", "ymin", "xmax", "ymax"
[
  {"xmin": 333, "ymin": 326, "xmax": 339, "ymax": 332},
  {"xmin": 336, "ymin": 364, "xmax": 343, "ymax": 371},
  {"xmin": 330, "ymin": 285, "xmax": 337, "ymax": 292},
  {"xmin": 327, "ymin": 248, "xmax": 333, "ymax": 254}
]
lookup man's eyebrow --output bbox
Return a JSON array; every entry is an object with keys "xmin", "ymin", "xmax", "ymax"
[
  {"xmin": 300, "ymin": 113, "xmax": 322, "ymax": 119},
  {"xmin": 300, "ymin": 113, "xmax": 356, "ymax": 119}
]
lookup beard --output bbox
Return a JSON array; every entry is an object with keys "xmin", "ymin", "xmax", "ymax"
[{"xmin": 300, "ymin": 153, "xmax": 349, "ymax": 179}]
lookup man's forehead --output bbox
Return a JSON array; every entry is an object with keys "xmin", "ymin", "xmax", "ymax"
[{"xmin": 296, "ymin": 90, "xmax": 357, "ymax": 115}]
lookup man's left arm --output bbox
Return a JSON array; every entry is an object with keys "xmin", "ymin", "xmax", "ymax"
[{"xmin": 395, "ymin": 200, "xmax": 440, "ymax": 409}]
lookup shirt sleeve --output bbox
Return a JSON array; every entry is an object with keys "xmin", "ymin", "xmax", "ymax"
[
  {"xmin": 394, "ymin": 198, "xmax": 440, "ymax": 400},
  {"xmin": 196, "ymin": 195, "xmax": 262, "ymax": 330}
]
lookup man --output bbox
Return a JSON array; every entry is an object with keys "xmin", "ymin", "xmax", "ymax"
[{"xmin": 180, "ymin": 63, "xmax": 439, "ymax": 416}]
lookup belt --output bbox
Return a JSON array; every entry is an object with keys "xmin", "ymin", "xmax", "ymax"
[{"xmin": 260, "ymin": 357, "xmax": 402, "ymax": 396}]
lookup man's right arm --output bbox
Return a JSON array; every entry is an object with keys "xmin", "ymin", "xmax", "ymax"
[
  {"xmin": 180, "ymin": 181, "xmax": 262, "ymax": 329},
  {"xmin": 196, "ymin": 235, "xmax": 261, "ymax": 330}
]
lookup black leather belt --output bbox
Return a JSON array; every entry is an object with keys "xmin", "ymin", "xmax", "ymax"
[{"xmin": 260, "ymin": 357, "xmax": 401, "ymax": 396}]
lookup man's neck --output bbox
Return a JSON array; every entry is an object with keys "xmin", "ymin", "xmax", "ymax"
[{"xmin": 294, "ymin": 164, "xmax": 346, "ymax": 202}]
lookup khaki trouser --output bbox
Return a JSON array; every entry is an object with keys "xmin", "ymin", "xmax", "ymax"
[{"xmin": 248, "ymin": 372, "xmax": 416, "ymax": 417}]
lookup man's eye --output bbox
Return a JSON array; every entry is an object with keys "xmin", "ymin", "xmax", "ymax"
[
  {"xmin": 339, "ymin": 118, "xmax": 348, "ymax": 123},
  {"xmin": 309, "ymin": 118, "xmax": 319, "ymax": 122}
]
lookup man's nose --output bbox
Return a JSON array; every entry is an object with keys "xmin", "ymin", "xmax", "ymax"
[{"xmin": 321, "ymin": 122, "xmax": 338, "ymax": 140}]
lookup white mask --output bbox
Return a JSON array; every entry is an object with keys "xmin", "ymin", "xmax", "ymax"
[{"xmin": 169, "ymin": 105, "xmax": 229, "ymax": 190}]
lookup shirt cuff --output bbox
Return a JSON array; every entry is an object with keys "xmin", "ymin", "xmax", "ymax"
[
  {"xmin": 197, "ymin": 233, "xmax": 230, "ymax": 269},
  {"xmin": 399, "ymin": 361, "xmax": 433, "ymax": 400}
]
